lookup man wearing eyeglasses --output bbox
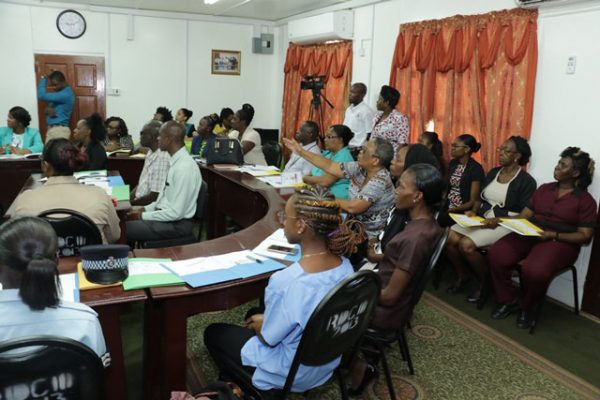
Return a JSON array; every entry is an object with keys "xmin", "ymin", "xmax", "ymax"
[{"xmin": 282, "ymin": 121, "xmax": 321, "ymax": 176}]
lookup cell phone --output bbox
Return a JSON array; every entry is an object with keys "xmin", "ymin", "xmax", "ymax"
[{"xmin": 267, "ymin": 244, "xmax": 298, "ymax": 255}]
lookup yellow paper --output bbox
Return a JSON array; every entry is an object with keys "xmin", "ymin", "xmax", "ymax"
[
  {"xmin": 449, "ymin": 213, "xmax": 485, "ymax": 228},
  {"xmin": 499, "ymin": 218, "xmax": 543, "ymax": 236},
  {"xmin": 77, "ymin": 262, "xmax": 121, "ymax": 291}
]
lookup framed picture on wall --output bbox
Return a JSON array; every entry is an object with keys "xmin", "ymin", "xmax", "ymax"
[{"xmin": 211, "ymin": 50, "xmax": 241, "ymax": 75}]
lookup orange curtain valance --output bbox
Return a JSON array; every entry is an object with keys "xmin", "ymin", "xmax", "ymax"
[{"xmin": 389, "ymin": 8, "xmax": 538, "ymax": 171}]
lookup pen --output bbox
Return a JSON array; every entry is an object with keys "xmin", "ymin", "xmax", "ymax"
[{"xmin": 246, "ymin": 255, "xmax": 263, "ymax": 264}]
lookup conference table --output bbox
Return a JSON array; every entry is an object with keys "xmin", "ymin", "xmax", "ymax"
[
  {"xmin": 2, "ymin": 155, "xmax": 291, "ymax": 399},
  {"xmin": 136, "ymin": 165, "xmax": 291, "ymax": 400}
]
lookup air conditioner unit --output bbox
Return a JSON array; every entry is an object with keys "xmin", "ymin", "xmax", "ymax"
[
  {"xmin": 515, "ymin": 0, "xmax": 594, "ymax": 8},
  {"xmin": 287, "ymin": 10, "xmax": 353, "ymax": 45}
]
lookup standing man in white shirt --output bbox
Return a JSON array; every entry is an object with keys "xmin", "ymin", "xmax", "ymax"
[
  {"xmin": 343, "ymin": 83, "xmax": 375, "ymax": 157},
  {"xmin": 283, "ymin": 120, "xmax": 321, "ymax": 176}
]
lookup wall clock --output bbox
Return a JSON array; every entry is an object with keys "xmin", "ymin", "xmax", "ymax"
[{"xmin": 56, "ymin": 9, "xmax": 86, "ymax": 39}]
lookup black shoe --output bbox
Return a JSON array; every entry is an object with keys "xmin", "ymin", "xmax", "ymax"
[
  {"xmin": 446, "ymin": 278, "xmax": 470, "ymax": 294},
  {"xmin": 516, "ymin": 311, "xmax": 533, "ymax": 329},
  {"xmin": 466, "ymin": 292, "xmax": 481, "ymax": 304},
  {"xmin": 491, "ymin": 302, "xmax": 519, "ymax": 320},
  {"xmin": 348, "ymin": 364, "xmax": 377, "ymax": 396}
]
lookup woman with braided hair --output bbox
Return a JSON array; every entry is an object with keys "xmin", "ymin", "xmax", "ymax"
[
  {"xmin": 11, "ymin": 138, "xmax": 120, "ymax": 243},
  {"xmin": 204, "ymin": 185, "xmax": 365, "ymax": 395},
  {"xmin": 489, "ymin": 147, "xmax": 597, "ymax": 329}
]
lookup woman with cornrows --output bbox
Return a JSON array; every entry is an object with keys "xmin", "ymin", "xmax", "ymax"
[{"xmin": 204, "ymin": 185, "xmax": 365, "ymax": 395}]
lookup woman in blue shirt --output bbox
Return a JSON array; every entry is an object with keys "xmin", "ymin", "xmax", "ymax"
[
  {"xmin": 204, "ymin": 185, "xmax": 365, "ymax": 395},
  {"xmin": 0, "ymin": 107, "xmax": 43, "ymax": 154},
  {"xmin": 191, "ymin": 114, "xmax": 218, "ymax": 157},
  {"xmin": 303, "ymin": 124, "xmax": 355, "ymax": 199},
  {"xmin": 0, "ymin": 217, "xmax": 108, "ymax": 362}
]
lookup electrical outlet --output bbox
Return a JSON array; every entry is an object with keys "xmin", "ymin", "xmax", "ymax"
[{"xmin": 566, "ymin": 56, "xmax": 576, "ymax": 75}]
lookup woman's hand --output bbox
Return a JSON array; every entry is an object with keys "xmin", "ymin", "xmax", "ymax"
[
  {"xmin": 464, "ymin": 210, "xmax": 476, "ymax": 217},
  {"xmin": 540, "ymin": 231, "xmax": 557, "ymax": 241},
  {"xmin": 482, "ymin": 218, "xmax": 500, "ymax": 229},
  {"xmin": 282, "ymin": 137, "xmax": 303, "ymax": 155},
  {"xmin": 243, "ymin": 313, "xmax": 264, "ymax": 334}
]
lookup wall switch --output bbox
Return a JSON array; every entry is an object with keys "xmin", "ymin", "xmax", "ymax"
[
  {"xmin": 566, "ymin": 56, "xmax": 577, "ymax": 75},
  {"xmin": 108, "ymin": 88, "xmax": 121, "ymax": 96}
]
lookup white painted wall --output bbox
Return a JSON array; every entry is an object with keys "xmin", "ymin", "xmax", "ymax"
[{"xmin": 0, "ymin": 2, "xmax": 282, "ymax": 142}]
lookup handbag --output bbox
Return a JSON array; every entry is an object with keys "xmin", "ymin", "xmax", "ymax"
[{"xmin": 206, "ymin": 138, "xmax": 244, "ymax": 166}]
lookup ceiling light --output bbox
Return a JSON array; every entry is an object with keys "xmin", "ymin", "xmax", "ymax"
[{"xmin": 204, "ymin": 0, "xmax": 219, "ymax": 4}]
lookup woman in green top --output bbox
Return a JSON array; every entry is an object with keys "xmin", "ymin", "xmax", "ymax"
[{"xmin": 303, "ymin": 124, "xmax": 354, "ymax": 199}]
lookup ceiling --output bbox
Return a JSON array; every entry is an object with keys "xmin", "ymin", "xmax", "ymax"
[{"xmin": 38, "ymin": 0, "xmax": 353, "ymax": 21}]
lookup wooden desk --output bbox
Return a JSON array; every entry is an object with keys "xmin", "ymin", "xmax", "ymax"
[
  {"xmin": 136, "ymin": 166, "xmax": 291, "ymax": 399},
  {"xmin": 5, "ymin": 172, "xmax": 132, "ymax": 243},
  {"xmin": 0, "ymin": 156, "xmax": 144, "ymax": 217},
  {"xmin": 58, "ymin": 257, "xmax": 146, "ymax": 400}
]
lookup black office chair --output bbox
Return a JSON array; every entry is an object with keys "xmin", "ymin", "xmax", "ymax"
[
  {"xmin": 143, "ymin": 180, "xmax": 208, "ymax": 249},
  {"xmin": 517, "ymin": 264, "xmax": 579, "ymax": 334},
  {"xmin": 38, "ymin": 208, "xmax": 103, "ymax": 257},
  {"xmin": 217, "ymin": 270, "xmax": 381, "ymax": 400},
  {"xmin": 262, "ymin": 141, "xmax": 283, "ymax": 168},
  {"xmin": 365, "ymin": 228, "xmax": 449, "ymax": 400},
  {"xmin": 0, "ymin": 336, "xmax": 105, "ymax": 400}
]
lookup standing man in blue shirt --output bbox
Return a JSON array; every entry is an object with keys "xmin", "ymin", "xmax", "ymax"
[
  {"xmin": 126, "ymin": 121, "xmax": 202, "ymax": 245},
  {"xmin": 37, "ymin": 71, "xmax": 75, "ymax": 142}
]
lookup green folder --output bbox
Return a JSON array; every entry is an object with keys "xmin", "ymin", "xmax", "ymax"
[
  {"xmin": 111, "ymin": 185, "xmax": 130, "ymax": 201},
  {"xmin": 122, "ymin": 258, "xmax": 185, "ymax": 290}
]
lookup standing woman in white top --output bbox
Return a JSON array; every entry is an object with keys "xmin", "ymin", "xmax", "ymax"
[
  {"xmin": 229, "ymin": 104, "xmax": 267, "ymax": 166},
  {"xmin": 444, "ymin": 136, "xmax": 537, "ymax": 304},
  {"xmin": 0, "ymin": 217, "xmax": 109, "ymax": 361}
]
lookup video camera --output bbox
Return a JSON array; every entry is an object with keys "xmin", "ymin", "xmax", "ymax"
[{"xmin": 300, "ymin": 74, "xmax": 326, "ymax": 91}]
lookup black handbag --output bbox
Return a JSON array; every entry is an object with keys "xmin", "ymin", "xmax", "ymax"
[{"xmin": 205, "ymin": 138, "xmax": 244, "ymax": 166}]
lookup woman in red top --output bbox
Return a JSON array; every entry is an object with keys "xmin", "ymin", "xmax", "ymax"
[{"xmin": 488, "ymin": 147, "xmax": 596, "ymax": 329}]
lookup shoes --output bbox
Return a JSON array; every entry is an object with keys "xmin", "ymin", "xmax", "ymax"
[
  {"xmin": 446, "ymin": 278, "xmax": 470, "ymax": 294},
  {"xmin": 348, "ymin": 363, "xmax": 378, "ymax": 396},
  {"xmin": 516, "ymin": 311, "xmax": 533, "ymax": 329},
  {"xmin": 467, "ymin": 290, "xmax": 488, "ymax": 309},
  {"xmin": 491, "ymin": 302, "xmax": 520, "ymax": 320}
]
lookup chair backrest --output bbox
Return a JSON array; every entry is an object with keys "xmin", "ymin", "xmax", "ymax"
[
  {"xmin": 38, "ymin": 208, "xmax": 103, "ymax": 257},
  {"xmin": 0, "ymin": 336, "xmax": 104, "ymax": 400},
  {"xmin": 195, "ymin": 180, "xmax": 208, "ymax": 221},
  {"xmin": 282, "ymin": 270, "xmax": 381, "ymax": 394},
  {"xmin": 262, "ymin": 141, "xmax": 282, "ymax": 168},
  {"xmin": 404, "ymin": 227, "xmax": 449, "ymax": 323}
]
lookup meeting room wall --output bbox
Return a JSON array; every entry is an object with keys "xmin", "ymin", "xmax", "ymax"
[
  {"xmin": 0, "ymin": 2, "xmax": 283, "ymax": 143},
  {"xmin": 345, "ymin": 0, "xmax": 600, "ymax": 307}
]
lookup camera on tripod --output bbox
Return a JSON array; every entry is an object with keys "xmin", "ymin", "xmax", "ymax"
[{"xmin": 300, "ymin": 75, "xmax": 326, "ymax": 91}]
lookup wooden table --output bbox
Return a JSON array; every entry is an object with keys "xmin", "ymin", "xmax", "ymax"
[
  {"xmin": 5, "ymin": 172, "xmax": 133, "ymax": 243},
  {"xmin": 0, "ymin": 155, "xmax": 144, "ymax": 217},
  {"xmin": 136, "ymin": 166, "xmax": 292, "ymax": 400},
  {"xmin": 58, "ymin": 257, "xmax": 146, "ymax": 400}
]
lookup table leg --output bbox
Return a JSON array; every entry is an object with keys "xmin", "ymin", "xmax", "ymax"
[{"xmin": 96, "ymin": 303, "xmax": 128, "ymax": 400}]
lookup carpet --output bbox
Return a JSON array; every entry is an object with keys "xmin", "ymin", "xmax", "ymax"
[{"xmin": 185, "ymin": 294, "xmax": 598, "ymax": 399}]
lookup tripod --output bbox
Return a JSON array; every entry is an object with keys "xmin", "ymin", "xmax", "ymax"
[{"xmin": 308, "ymin": 88, "xmax": 334, "ymax": 142}]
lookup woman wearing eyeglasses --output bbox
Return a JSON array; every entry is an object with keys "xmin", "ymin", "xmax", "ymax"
[
  {"xmin": 303, "ymin": 125, "xmax": 355, "ymax": 199},
  {"xmin": 439, "ymin": 134, "xmax": 485, "ymax": 292},
  {"xmin": 445, "ymin": 136, "xmax": 536, "ymax": 304},
  {"xmin": 204, "ymin": 186, "xmax": 364, "ymax": 395}
]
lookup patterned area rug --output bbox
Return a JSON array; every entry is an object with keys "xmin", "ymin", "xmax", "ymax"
[{"xmin": 187, "ymin": 294, "xmax": 599, "ymax": 400}]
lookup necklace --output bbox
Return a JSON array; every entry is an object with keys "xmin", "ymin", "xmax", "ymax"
[{"xmin": 301, "ymin": 250, "xmax": 329, "ymax": 258}]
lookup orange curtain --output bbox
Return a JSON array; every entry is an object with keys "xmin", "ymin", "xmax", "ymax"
[
  {"xmin": 281, "ymin": 41, "xmax": 353, "ymax": 159},
  {"xmin": 389, "ymin": 9, "xmax": 538, "ymax": 170}
]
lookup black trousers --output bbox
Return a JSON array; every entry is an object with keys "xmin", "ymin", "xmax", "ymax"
[{"xmin": 126, "ymin": 218, "xmax": 194, "ymax": 242}]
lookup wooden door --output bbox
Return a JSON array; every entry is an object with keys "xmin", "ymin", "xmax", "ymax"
[
  {"xmin": 34, "ymin": 54, "xmax": 105, "ymax": 141},
  {"xmin": 582, "ymin": 204, "xmax": 600, "ymax": 317}
]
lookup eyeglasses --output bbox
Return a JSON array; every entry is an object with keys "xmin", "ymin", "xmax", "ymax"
[
  {"xmin": 450, "ymin": 144, "xmax": 468, "ymax": 149},
  {"xmin": 324, "ymin": 135, "xmax": 340, "ymax": 140},
  {"xmin": 359, "ymin": 146, "xmax": 378, "ymax": 158},
  {"xmin": 497, "ymin": 146, "xmax": 518, "ymax": 154},
  {"xmin": 276, "ymin": 210, "xmax": 299, "ymax": 225}
]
